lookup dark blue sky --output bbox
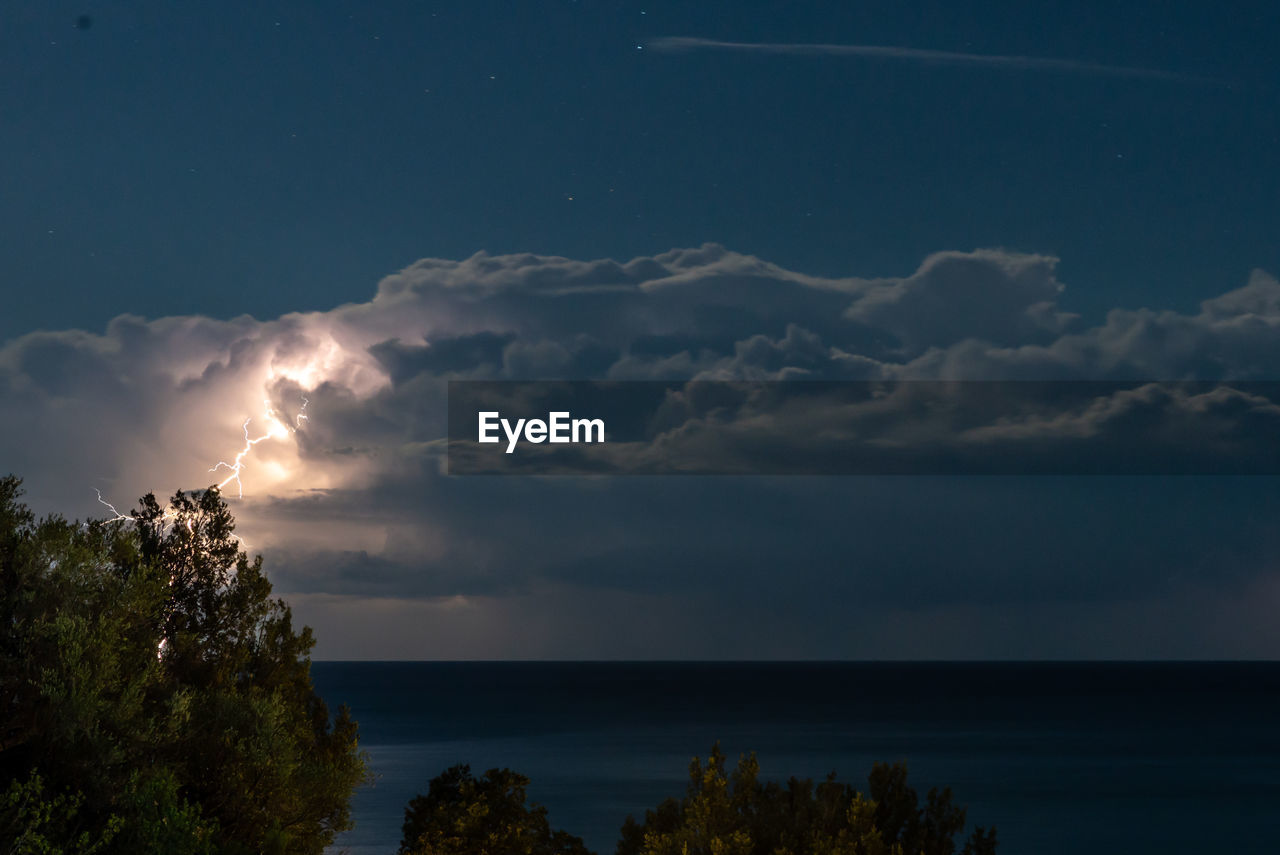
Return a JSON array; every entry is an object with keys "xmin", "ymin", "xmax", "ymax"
[{"xmin": 3, "ymin": 0, "xmax": 1277, "ymax": 340}]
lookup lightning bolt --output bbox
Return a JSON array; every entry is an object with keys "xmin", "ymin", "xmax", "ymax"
[
  {"xmin": 93, "ymin": 393, "xmax": 309, "ymax": 544},
  {"xmin": 209, "ymin": 407, "xmax": 281, "ymax": 499},
  {"xmin": 209, "ymin": 395, "xmax": 310, "ymax": 499},
  {"xmin": 93, "ymin": 487, "xmax": 133, "ymax": 523},
  {"xmin": 95, "ymin": 488, "xmax": 209, "ymax": 538}
]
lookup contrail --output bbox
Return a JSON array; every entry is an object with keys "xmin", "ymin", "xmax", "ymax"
[{"xmin": 646, "ymin": 37, "xmax": 1208, "ymax": 83}]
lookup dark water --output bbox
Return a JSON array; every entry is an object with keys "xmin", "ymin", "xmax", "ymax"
[{"xmin": 312, "ymin": 662, "xmax": 1280, "ymax": 855}]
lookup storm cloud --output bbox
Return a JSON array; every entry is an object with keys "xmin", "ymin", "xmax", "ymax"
[{"xmin": 3, "ymin": 245, "xmax": 1280, "ymax": 658}]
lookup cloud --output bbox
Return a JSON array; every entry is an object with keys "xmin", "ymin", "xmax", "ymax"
[
  {"xmin": 646, "ymin": 37, "xmax": 1207, "ymax": 83},
  {"xmin": 844, "ymin": 250, "xmax": 1076, "ymax": 352},
  {"xmin": 3, "ymin": 244, "xmax": 1280, "ymax": 657}
]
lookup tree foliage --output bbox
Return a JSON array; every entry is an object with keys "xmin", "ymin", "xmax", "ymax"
[
  {"xmin": 399, "ymin": 764, "xmax": 594, "ymax": 855},
  {"xmin": 398, "ymin": 746, "xmax": 996, "ymax": 855},
  {"xmin": 615, "ymin": 745, "xmax": 997, "ymax": 855},
  {"xmin": 0, "ymin": 476, "xmax": 367, "ymax": 854}
]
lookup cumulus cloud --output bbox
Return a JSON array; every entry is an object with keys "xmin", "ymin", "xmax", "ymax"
[
  {"xmin": 844, "ymin": 250, "xmax": 1076, "ymax": 352},
  {"xmin": 3, "ymin": 245, "xmax": 1280, "ymax": 657}
]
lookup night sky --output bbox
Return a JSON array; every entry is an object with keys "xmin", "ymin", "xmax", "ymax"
[{"xmin": 3, "ymin": 1, "xmax": 1280, "ymax": 658}]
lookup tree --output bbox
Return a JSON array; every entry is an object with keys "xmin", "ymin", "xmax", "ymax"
[
  {"xmin": 399, "ymin": 765, "xmax": 594, "ymax": 855},
  {"xmin": 0, "ymin": 476, "xmax": 367, "ymax": 854},
  {"xmin": 616, "ymin": 744, "xmax": 997, "ymax": 855}
]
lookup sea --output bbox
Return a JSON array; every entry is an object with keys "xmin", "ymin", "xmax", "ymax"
[{"xmin": 312, "ymin": 661, "xmax": 1280, "ymax": 855}]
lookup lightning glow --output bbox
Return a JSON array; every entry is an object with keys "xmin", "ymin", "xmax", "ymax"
[
  {"xmin": 93, "ymin": 392, "xmax": 310, "ymax": 550},
  {"xmin": 202, "ymin": 393, "xmax": 310, "ymax": 497},
  {"xmin": 88, "ymin": 332, "xmax": 350, "ymax": 557}
]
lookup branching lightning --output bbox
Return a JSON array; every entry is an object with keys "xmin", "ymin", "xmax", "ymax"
[
  {"xmin": 94, "ymin": 488, "xmax": 201, "ymax": 540},
  {"xmin": 93, "ymin": 394, "xmax": 309, "ymax": 542},
  {"xmin": 209, "ymin": 396, "xmax": 308, "ymax": 498},
  {"xmin": 93, "ymin": 488, "xmax": 154, "ymax": 526}
]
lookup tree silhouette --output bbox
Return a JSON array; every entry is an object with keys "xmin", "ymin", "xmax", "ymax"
[
  {"xmin": 399, "ymin": 764, "xmax": 593, "ymax": 855},
  {"xmin": 398, "ymin": 745, "xmax": 997, "ymax": 855},
  {"xmin": 0, "ymin": 476, "xmax": 367, "ymax": 854},
  {"xmin": 616, "ymin": 745, "xmax": 997, "ymax": 855}
]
